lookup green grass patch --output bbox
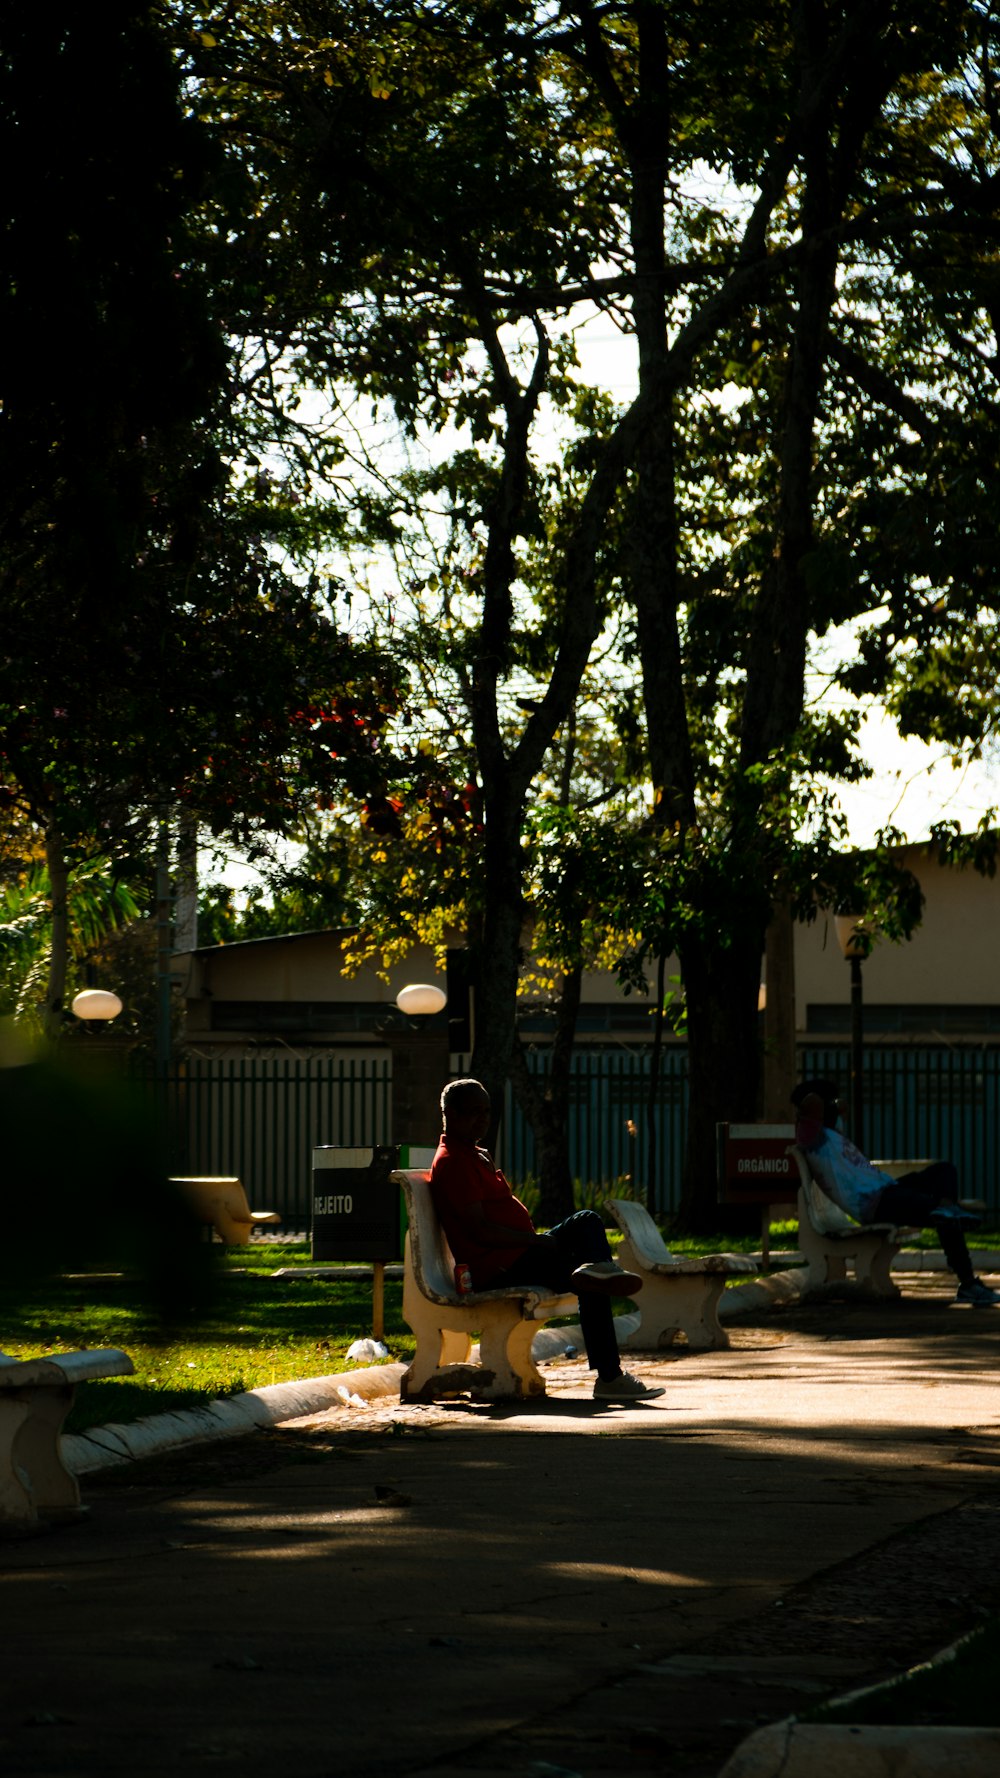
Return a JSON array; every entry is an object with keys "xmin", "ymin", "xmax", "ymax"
[
  {"xmin": 660, "ymin": 1222, "xmax": 1000, "ymax": 1254},
  {"xmin": 1, "ymin": 1261, "xmax": 414, "ymax": 1435},
  {"xmin": 805, "ymin": 1616, "xmax": 1000, "ymax": 1727},
  {"xmin": 662, "ymin": 1222, "xmax": 801, "ymax": 1254}
]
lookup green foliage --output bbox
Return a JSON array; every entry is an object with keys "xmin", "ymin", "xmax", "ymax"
[
  {"xmin": 0, "ymin": 861, "xmax": 143, "ymax": 1030},
  {"xmin": 7, "ymin": 3, "xmax": 1000, "ymax": 1210}
]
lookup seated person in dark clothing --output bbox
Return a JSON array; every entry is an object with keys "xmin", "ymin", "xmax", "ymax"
[
  {"xmin": 792, "ymin": 1078, "xmax": 998, "ymax": 1307},
  {"xmin": 430, "ymin": 1077, "xmax": 665, "ymax": 1401}
]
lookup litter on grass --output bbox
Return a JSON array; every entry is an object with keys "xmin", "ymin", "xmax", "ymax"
[{"xmin": 346, "ymin": 1338, "xmax": 389, "ymax": 1362}]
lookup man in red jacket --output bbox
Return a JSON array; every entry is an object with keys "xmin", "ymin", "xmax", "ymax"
[{"xmin": 430, "ymin": 1077, "xmax": 664, "ymax": 1402}]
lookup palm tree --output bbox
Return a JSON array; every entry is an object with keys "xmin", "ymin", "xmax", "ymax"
[{"xmin": 0, "ymin": 858, "xmax": 143, "ymax": 1035}]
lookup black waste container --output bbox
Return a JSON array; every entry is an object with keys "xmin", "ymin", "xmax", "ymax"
[{"xmin": 311, "ymin": 1145, "xmax": 402, "ymax": 1262}]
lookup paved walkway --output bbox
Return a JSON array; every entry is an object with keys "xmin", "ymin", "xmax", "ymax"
[{"xmin": 4, "ymin": 1277, "xmax": 1000, "ymax": 1777}]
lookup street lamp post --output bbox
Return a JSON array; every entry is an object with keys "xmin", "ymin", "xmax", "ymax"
[
  {"xmin": 389, "ymin": 981, "xmax": 448, "ymax": 1147},
  {"xmin": 835, "ymin": 914, "xmax": 869, "ymax": 1151},
  {"xmin": 368, "ymin": 981, "xmax": 447, "ymax": 1342}
]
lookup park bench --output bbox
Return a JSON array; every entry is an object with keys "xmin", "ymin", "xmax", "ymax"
[
  {"xmin": 0, "ymin": 1347, "xmax": 134, "ymax": 1529},
  {"xmin": 394, "ymin": 1169, "xmax": 580, "ymax": 1403},
  {"xmin": 169, "ymin": 1176, "xmax": 282, "ymax": 1245},
  {"xmin": 788, "ymin": 1145, "xmax": 916, "ymax": 1297},
  {"xmin": 606, "ymin": 1198, "xmax": 757, "ymax": 1350}
]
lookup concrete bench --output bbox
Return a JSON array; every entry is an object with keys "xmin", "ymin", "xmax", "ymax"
[
  {"xmin": 0, "ymin": 1348, "xmax": 134, "ymax": 1529},
  {"xmin": 393, "ymin": 1170, "xmax": 579, "ymax": 1403},
  {"xmin": 606, "ymin": 1198, "xmax": 757, "ymax": 1350},
  {"xmin": 788, "ymin": 1145, "xmax": 917, "ymax": 1297},
  {"xmin": 170, "ymin": 1176, "xmax": 282, "ymax": 1245}
]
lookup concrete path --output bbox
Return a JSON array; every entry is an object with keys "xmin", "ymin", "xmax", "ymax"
[{"xmin": 3, "ymin": 1277, "xmax": 1000, "ymax": 1777}]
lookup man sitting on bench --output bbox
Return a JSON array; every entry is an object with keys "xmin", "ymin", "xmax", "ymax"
[
  {"xmin": 792, "ymin": 1077, "xmax": 998, "ymax": 1307},
  {"xmin": 431, "ymin": 1078, "xmax": 665, "ymax": 1402}
]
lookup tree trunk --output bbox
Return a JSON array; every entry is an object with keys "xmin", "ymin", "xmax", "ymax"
[
  {"xmin": 673, "ymin": 12, "xmax": 893, "ymax": 1228},
  {"xmin": 508, "ymin": 962, "xmax": 582, "ymax": 1225},
  {"xmin": 470, "ymin": 799, "xmax": 526, "ymax": 1149},
  {"xmin": 174, "ymin": 808, "xmax": 199, "ymax": 953},
  {"xmin": 43, "ymin": 820, "xmax": 70, "ymax": 1041},
  {"xmin": 678, "ymin": 924, "xmax": 766, "ymax": 1234},
  {"xmin": 762, "ymin": 900, "xmax": 797, "ymax": 1121}
]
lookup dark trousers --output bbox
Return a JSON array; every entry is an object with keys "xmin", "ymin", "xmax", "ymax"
[
  {"xmin": 871, "ymin": 1163, "xmax": 974, "ymax": 1285},
  {"xmin": 487, "ymin": 1209, "xmax": 621, "ymax": 1379}
]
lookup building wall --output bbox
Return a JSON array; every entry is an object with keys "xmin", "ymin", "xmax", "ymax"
[
  {"xmin": 176, "ymin": 841, "xmax": 1000, "ymax": 1049},
  {"xmin": 794, "ymin": 843, "xmax": 1000, "ymax": 1020}
]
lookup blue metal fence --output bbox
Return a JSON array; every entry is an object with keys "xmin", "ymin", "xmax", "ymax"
[
  {"xmin": 501, "ymin": 1048, "xmax": 689, "ymax": 1217},
  {"xmin": 801, "ymin": 1044, "xmax": 1000, "ymax": 1210},
  {"xmin": 505, "ymin": 1043, "xmax": 1000, "ymax": 1216},
  {"xmin": 141, "ymin": 1043, "xmax": 1000, "ymax": 1229}
]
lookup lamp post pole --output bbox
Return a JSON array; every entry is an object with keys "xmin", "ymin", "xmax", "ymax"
[
  {"xmin": 849, "ymin": 952, "xmax": 864, "ymax": 1153},
  {"xmin": 380, "ymin": 982, "xmax": 448, "ymax": 1341},
  {"xmin": 154, "ymin": 823, "xmax": 173, "ymax": 1085},
  {"xmin": 835, "ymin": 915, "xmax": 869, "ymax": 1153}
]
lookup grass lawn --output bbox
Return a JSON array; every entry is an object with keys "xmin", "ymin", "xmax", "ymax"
[
  {"xmin": 663, "ymin": 1221, "xmax": 1000, "ymax": 1254},
  {"xmin": 1, "ymin": 1249, "xmax": 415, "ymax": 1435},
  {"xmin": 806, "ymin": 1615, "xmax": 1000, "ymax": 1727}
]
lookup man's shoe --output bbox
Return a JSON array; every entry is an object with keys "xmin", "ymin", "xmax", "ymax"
[
  {"xmin": 956, "ymin": 1278, "xmax": 1000, "ymax": 1306},
  {"xmin": 933, "ymin": 1204, "xmax": 983, "ymax": 1227},
  {"xmin": 593, "ymin": 1370, "xmax": 666, "ymax": 1402},
  {"xmin": 571, "ymin": 1260, "xmax": 642, "ymax": 1297}
]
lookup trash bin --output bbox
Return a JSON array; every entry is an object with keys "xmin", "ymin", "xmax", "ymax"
[{"xmin": 311, "ymin": 1145, "xmax": 403, "ymax": 1262}]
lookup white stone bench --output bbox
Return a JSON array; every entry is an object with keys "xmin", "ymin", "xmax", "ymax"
[
  {"xmin": 606, "ymin": 1198, "xmax": 757, "ymax": 1350},
  {"xmin": 394, "ymin": 1170, "xmax": 579, "ymax": 1403},
  {"xmin": 0, "ymin": 1348, "xmax": 134, "ymax": 1529},
  {"xmin": 170, "ymin": 1176, "xmax": 282, "ymax": 1245},
  {"xmin": 788, "ymin": 1145, "xmax": 917, "ymax": 1297}
]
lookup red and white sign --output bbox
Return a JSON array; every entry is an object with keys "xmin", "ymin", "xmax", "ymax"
[{"xmin": 717, "ymin": 1123, "xmax": 798, "ymax": 1204}]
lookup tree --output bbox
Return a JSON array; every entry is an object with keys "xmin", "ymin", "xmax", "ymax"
[
  {"xmin": 0, "ymin": 2, "xmax": 402, "ymax": 1037},
  {"xmin": 562, "ymin": 0, "xmax": 999, "ymax": 1223},
  {"xmin": 175, "ymin": 0, "xmax": 803, "ymax": 1132},
  {"xmin": 174, "ymin": 0, "xmax": 1000, "ymax": 1228}
]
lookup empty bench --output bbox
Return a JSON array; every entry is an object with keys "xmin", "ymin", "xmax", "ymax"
[
  {"xmin": 0, "ymin": 1347, "xmax": 134, "ymax": 1529},
  {"xmin": 393, "ymin": 1170, "xmax": 579, "ymax": 1403},
  {"xmin": 170, "ymin": 1176, "xmax": 282, "ymax": 1245},
  {"xmin": 607, "ymin": 1199, "xmax": 757, "ymax": 1350},
  {"xmin": 788, "ymin": 1146, "xmax": 916, "ymax": 1298}
]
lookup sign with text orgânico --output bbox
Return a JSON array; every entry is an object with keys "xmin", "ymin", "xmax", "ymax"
[{"xmin": 716, "ymin": 1123, "xmax": 798, "ymax": 1205}]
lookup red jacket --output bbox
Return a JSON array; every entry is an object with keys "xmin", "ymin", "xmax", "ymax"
[{"xmin": 429, "ymin": 1134, "xmax": 535, "ymax": 1287}]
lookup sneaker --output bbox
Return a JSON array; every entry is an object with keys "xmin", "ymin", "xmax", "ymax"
[
  {"xmin": 571, "ymin": 1260, "xmax": 642, "ymax": 1297},
  {"xmin": 956, "ymin": 1278, "xmax": 1000, "ymax": 1306},
  {"xmin": 593, "ymin": 1370, "xmax": 666, "ymax": 1402}
]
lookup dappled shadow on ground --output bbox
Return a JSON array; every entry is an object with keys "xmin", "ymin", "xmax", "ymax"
[{"xmin": 2, "ymin": 1283, "xmax": 1000, "ymax": 1777}]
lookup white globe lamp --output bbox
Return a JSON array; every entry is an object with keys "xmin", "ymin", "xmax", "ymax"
[
  {"xmin": 395, "ymin": 983, "xmax": 447, "ymax": 1020},
  {"xmin": 71, "ymin": 988, "xmax": 124, "ymax": 1022}
]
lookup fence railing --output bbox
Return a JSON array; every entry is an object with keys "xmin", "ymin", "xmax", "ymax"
[
  {"xmin": 133, "ymin": 1042, "xmax": 1000, "ymax": 1228},
  {"xmin": 507, "ymin": 1044, "xmax": 1000, "ymax": 1215},
  {"xmin": 140, "ymin": 1056, "xmax": 392, "ymax": 1231},
  {"xmin": 501, "ymin": 1048, "xmax": 689, "ymax": 1217}
]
